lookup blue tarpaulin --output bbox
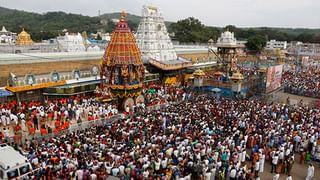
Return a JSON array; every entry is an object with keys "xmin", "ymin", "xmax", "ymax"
[{"xmin": 0, "ymin": 89, "xmax": 14, "ymax": 97}]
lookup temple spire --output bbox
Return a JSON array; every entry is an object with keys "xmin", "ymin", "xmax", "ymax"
[{"xmin": 120, "ymin": 11, "xmax": 127, "ymax": 20}]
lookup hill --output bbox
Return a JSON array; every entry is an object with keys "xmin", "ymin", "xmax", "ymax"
[{"xmin": 0, "ymin": 6, "xmax": 105, "ymax": 41}]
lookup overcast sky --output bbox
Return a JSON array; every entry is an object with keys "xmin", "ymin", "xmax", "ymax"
[{"xmin": 1, "ymin": 0, "xmax": 320, "ymax": 28}]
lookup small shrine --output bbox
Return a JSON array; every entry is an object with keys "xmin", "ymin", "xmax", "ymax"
[
  {"xmin": 100, "ymin": 12, "xmax": 145, "ymax": 110},
  {"xmin": 15, "ymin": 28, "xmax": 33, "ymax": 45},
  {"xmin": 192, "ymin": 69, "xmax": 205, "ymax": 88},
  {"xmin": 230, "ymin": 71, "xmax": 244, "ymax": 94}
]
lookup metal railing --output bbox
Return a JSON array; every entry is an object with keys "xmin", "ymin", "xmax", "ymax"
[
  {"xmin": 6, "ymin": 100, "xmax": 186, "ymax": 144},
  {"xmin": 16, "ymin": 168, "xmax": 41, "ymax": 180},
  {"xmin": 6, "ymin": 115, "xmax": 122, "ymax": 144}
]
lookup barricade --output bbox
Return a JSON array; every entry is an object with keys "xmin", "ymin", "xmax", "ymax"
[
  {"xmin": 9, "ymin": 101, "xmax": 187, "ymax": 142},
  {"xmin": 16, "ymin": 115, "xmax": 122, "ymax": 141}
]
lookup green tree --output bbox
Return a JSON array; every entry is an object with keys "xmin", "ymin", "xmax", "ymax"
[
  {"xmin": 297, "ymin": 33, "xmax": 314, "ymax": 43},
  {"xmin": 224, "ymin": 25, "xmax": 237, "ymax": 32},
  {"xmin": 169, "ymin": 17, "xmax": 206, "ymax": 43},
  {"xmin": 245, "ymin": 35, "xmax": 267, "ymax": 53}
]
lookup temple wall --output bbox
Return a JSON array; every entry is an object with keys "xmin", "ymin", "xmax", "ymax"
[
  {"xmin": 0, "ymin": 52, "xmax": 210, "ymax": 86},
  {"xmin": 0, "ymin": 59, "xmax": 100, "ymax": 86}
]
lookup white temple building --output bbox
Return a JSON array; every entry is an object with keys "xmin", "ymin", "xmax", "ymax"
[
  {"xmin": 136, "ymin": 5, "xmax": 178, "ymax": 63},
  {"xmin": 0, "ymin": 26, "xmax": 16, "ymax": 44},
  {"xmin": 56, "ymin": 32, "xmax": 86, "ymax": 52}
]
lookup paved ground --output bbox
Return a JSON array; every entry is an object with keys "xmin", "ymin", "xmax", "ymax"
[
  {"xmin": 273, "ymin": 91, "xmax": 319, "ymax": 107},
  {"xmin": 259, "ymin": 157, "xmax": 320, "ymax": 179}
]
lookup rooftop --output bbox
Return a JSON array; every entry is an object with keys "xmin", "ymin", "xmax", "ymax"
[
  {"xmin": 149, "ymin": 57, "xmax": 192, "ymax": 70},
  {"xmin": 0, "ymin": 45, "xmax": 209, "ymax": 65},
  {"xmin": 0, "ymin": 51, "xmax": 104, "ymax": 65}
]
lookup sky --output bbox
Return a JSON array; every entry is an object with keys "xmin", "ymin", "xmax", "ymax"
[{"xmin": 1, "ymin": 0, "xmax": 320, "ymax": 28}]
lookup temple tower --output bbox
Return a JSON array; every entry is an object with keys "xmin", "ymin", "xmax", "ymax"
[
  {"xmin": 216, "ymin": 31, "xmax": 239, "ymax": 76},
  {"xmin": 136, "ymin": 5, "xmax": 177, "ymax": 63}
]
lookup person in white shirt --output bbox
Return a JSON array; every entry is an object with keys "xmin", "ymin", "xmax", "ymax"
[
  {"xmin": 6, "ymin": 115, "xmax": 10, "ymax": 126},
  {"xmin": 279, "ymin": 150, "xmax": 284, "ymax": 161},
  {"xmin": 118, "ymin": 165, "xmax": 125, "ymax": 176},
  {"xmin": 286, "ymin": 174, "xmax": 292, "ymax": 180},
  {"xmin": 229, "ymin": 167, "xmax": 237, "ymax": 180},
  {"xmin": 210, "ymin": 166, "xmax": 216, "ymax": 180},
  {"xmin": 271, "ymin": 153, "xmax": 279, "ymax": 173},
  {"xmin": 3, "ymin": 128, "xmax": 10, "ymax": 142},
  {"xmin": 90, "ymin": 172, "xmax": 97, "ymax": 180},
  {"xmin": 75, "ymin": 169, "xmax": 83, "ymax": 180},
  {"xmin": 10, "ymin": 114, "xmax": 18, "ymax": 125},
  {"xmin": 306, "ymin": 163, "xmax": 314, "ymax": 180},
  {"xmin": 111, "ymin": 167, "xmax": 120, "ymax": 176},
  {"xmin": 259, "ymin": 152, "xmax": 265, "ymax": 173},
  {"xmin": 143, "ymin": 169, "xmax": 149, "ymax": 178},
  {"xmin": 1, "ymin": 114, "xmax": 6, "ymax": 126},
  {"xmin": 255, "ymin": 160, "xmax": 260, "ymax": 177},
  {"xmin": 273, "ymin": 173, "xmax": 280, "ymax": 180},
  {"xmin": 161, "ymin": 157, "xmax": 168, "ymax": 169},
  {"xmin": 241, "ymin": 149, "xmax": 246, "ymax": 163}
]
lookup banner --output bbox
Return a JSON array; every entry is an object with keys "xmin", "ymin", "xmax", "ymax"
[{"xmin": 266, "ymin": 65, "xmax": 283, "ymax": 93}]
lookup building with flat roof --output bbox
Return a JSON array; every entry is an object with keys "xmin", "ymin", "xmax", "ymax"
[{"xmin": 266, "ymin": 40, "xmax": 287, "ymax": 50}]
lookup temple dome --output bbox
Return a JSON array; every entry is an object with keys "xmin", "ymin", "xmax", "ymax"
[
  {"xmin": 217, "ymin": 30, "xmax": 237, "ymax": 46},
  {"xmin": 15, "ymin": 29, "xmax": 33, "ymax": 45}
]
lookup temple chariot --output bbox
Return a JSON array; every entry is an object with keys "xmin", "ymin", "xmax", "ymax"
[{"xmin": 99, "ymin": 12, "xmax": 145, "ymax": 110}]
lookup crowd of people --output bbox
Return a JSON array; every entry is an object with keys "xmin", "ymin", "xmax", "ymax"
[
  {"xmin": 0, "ymin": 96, "xmax": 119, "ymax": 142},
  {"xmin": 283, "ymin": 67, "xmax": 320, "ymax": 99},
  {"xmin": 0, "ymin": 92, "xmax": 319, "ymax": 179},
  {"xmin": 0, "ymin": 85, "xmax": 188, "ymax": 141}
]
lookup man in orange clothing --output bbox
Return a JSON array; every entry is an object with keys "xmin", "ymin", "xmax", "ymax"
[
  {"xmin": 40, "ymin": 126, "xmax": 47, "ymax": 135},
  {"xmin": 63, "ymin": 120, "xmax": 69, "ymax": 130},
  {"xmin": 14, "ymin": 123, "xmax": 22, "ymax": 132},
  {"xmin": 29, "ymin": 126, "xmax": 36, "ymax": 135}
]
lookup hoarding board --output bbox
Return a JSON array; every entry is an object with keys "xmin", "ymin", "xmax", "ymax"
[{"xmin": 266, "ymin": 65, "xmax": 283, "ymax": 93}]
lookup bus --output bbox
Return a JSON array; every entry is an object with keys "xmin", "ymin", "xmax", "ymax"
[{"xmin": 0, "ymin": 144, "xmax": 32, "ymax": 180}]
